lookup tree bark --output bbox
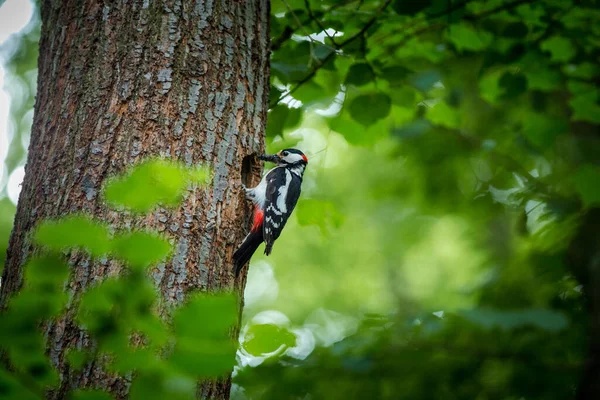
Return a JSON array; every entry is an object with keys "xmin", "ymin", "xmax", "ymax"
[{"xmin": 0, "ymin": 0, "xmax": 270, "ymax": 398}]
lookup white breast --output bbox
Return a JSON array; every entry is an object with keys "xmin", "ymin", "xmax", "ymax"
[{"xmin": 250, "ymin": 166, "xmax": 278, "ymax": 208}]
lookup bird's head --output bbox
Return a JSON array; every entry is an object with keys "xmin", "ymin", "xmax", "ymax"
[{"xmin": 259, "ymin": 148, "xmax": 308, "ymax": 166}]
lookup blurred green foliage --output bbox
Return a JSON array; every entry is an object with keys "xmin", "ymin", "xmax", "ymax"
[
  {"xmin": 1, "ymin": 0, "xmax": 599, "ymax": 398},
  {"xmin": 103, "ymin": 159, "xmax": 211, "ymax": 213},
  {"xmin": 0, "ymin": 3, "xmax": 39, "ymax": 188},
  {"xmin": 237, "ymin": 0, "xmax": 598, "ymax": 398},
  {"xmin": 0, "ymin": 161, "xmax": 236, "ymax": 400}
]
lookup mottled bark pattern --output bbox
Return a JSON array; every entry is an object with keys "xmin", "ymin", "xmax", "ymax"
[{"xmin": 1, "ymin": 0, "xmax": 270, "ymax": 398}]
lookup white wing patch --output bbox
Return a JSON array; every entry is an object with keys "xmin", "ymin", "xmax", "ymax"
[{"xmin": 276, "ymin": 169, "xmax": 292, "ymax": 214}]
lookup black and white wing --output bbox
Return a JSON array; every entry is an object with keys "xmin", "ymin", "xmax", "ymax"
[{"xmin": 263, "ymin": 168, "xmax": 302, "ymax": 255}]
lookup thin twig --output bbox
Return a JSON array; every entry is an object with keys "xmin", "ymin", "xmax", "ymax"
[
  {"xmin": 339, "ymin": 0, "xmax": 393, "ymax": 48},
  {"xmin": 271, "ymin": 0, "xmax": 394, "ymax": 108},
  {"xmin": 282, "ymin": 0, "xmax": 315, "ymax": 42},
  {"xmin": 272, "ymin": 26, "xmax": 294, "ymax": 52},
  {"xmin": 304, "ymin": 0, "xmax": 339, "ymax": 47},
  {"xmin": 272, "ymin": 0, "xmax": 355, "ymax": 51}
]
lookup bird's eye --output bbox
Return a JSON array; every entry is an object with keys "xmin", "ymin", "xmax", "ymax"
[{"xmin": 281, "ymin": 151, "xmax": 289, "ymax": 157}]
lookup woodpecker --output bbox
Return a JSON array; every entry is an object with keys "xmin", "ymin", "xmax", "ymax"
[{"xmin": 233, "ymin": 148, "xmax": 308, "ymax": 275}]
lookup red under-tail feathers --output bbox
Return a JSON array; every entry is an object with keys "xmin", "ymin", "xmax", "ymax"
[
  {"xmin": 233, "ymin": 206, "xmax": 264, "ymax": 275},
  {"xmin": 251, "ymin": 207, "xmax": 264, "ymax": 232}
]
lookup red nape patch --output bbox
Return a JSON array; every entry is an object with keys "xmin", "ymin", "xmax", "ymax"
[
  {"xmin": 302, "ymin": 154, "xmax": 308, "ymax": 162},
  {"xmin": 251, "ymin": 207, "xmax": 264, "ymax": 232}
]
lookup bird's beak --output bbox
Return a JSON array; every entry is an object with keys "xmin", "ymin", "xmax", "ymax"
[{"xmin": 258, "ymin": 153, "xmax": 281, "ymax": 163}]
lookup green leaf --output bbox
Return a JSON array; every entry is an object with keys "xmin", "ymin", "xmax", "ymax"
[
  {"xmin": 522, "ymin": 113, "xmax": 567, "ymax": 148},
  {"xmin": 569, "ymin": 94, "xmax": 600, "ymax": 124},
  {"xmin": 77, "ymin": 279, "xmax": 124, "ymax": 337},
  {"xmin": 540, "ymin": 36, "xmax": 576, "ymax": 63},
  {"xmin": 7, "ymin": 352, "xmax": 58, "ymax": 388},
  {"xmin": 24, "ymin": 254, "xmax": 69, "ymax": 288},
  {"xmin": 110, "ymin": 348, "xmax": 161, "ymax": 374},
  {"xmin": 498, "ymin": 71, "xmax": 527, "ymax": 98},
  {"xmin": 173, "ymin": 293, "xmax": 237, "ymax": 339},
  {"xmin": 524, "ymin": 66, "xmax": 562, "ymax": 92},
  {"xmin": 395, "ymin": 37, "xmax": 448, "ymax": 63},
  {"xmin": 573, "ymin": 164, "xmax": 600, "ymax": 207},
  {"xmin": 392, "ymin": 119, "xmax": 432, "ymax": 140},
  {"xmin": 35, "ymin": 215, "xmax": 111, "ymax": 256},
  {"xmin": 269, "ymin": 85, "xmax": 283, "ymax": 103},
  {"xmin": 427, "ymin": 101, "xmax": 460, "ymax": 129},
  {"xmin": 0, "ymin": 367, "xmax": 39, "ymax": 400},
  {"xmin": 501, "ymin": 22, "xmax": 528, "ymax": 38},
  {"xmin": 104, "ymin": 160, "xmax": 188, "ymax": 212},
  {"xmin": 242, "ymin": 324, "xmax": 297, "ymax": 356},
  {"xmin": 293, "ymin": 81, "xmax": 335, "ymax": 106},
  {"xmin": 392, "ymin": 0, "xmax": 431, "ymax": 15},
  {"xmin": 313, "ymin": 44, "xmax": 335, "ymax": 63},
  {"xmin": 4, "ymin": 289, "xmax": 67, "ymax": 324},
  {"xmin": 266, "ymin": 105, "xmax": 303, "ymax": 138},
  {"xmin": 479, "ymin": 68, "xmax": 506, "ymax": 103},
  {"xmin": 515, "ymin": 3, "xmax": 546, "ymax": 27},
  {"xmin": 170, "ymin": 338, "xmax": 236, "ymax": 378},
  {"xmin": 267, "ymin": 105, "xmax": 288, "ymax": 138},
  {"xmin": 409, "ymin": 70, "xmax": 441, "ymax": 93},
  {"xmin": 112, "ymin": 232, "xmax": 172, "ymax": 268},
  {"xmin": 345, "ymin": 63, "xmax": 376, "ymax": 86},
  {"xmin": 328, "ymin": 112, "xmax": 391, "ymax": 146},
  {"xmin": 284, "ymin": 107, "xmax": 303, "ymax": 129},
  {"xmin": 389, "ymin": 86, "xmax": 418, "ymax": 108},
  {"xmin": 313, "ymin": 67, "xmax": 344, "ymax": 100},
  {"xmin": 460, "ymin": 308, "xmax": 568, "ymax": 332},
  {"xmin": 66, "ymin": 349, "xmax": 90, "ymax": 371},
  {"xmin": 271, "ymin": 41, "xmax": 311, "ymax": 83},
  {"xmin": 446, "ymin": 23, "xmax": 493, "ymax": 52},
  {"xmin": 129, "ymin": 373, "xmax": 195, "ymax": 400},
  {"xmin": 348, "ymin": 93, "xmax": 391, "ymax": 126},
  {"xmin": 71, "ymin": 390, "xmax": 114, "ymax": 400},
  {"xmin": 562, "ymin": 63, "xmax": 600, "ymax": 80},
  {"xmin": 381, "ymin": 65, "xmax": 412, "ymax": 85}
]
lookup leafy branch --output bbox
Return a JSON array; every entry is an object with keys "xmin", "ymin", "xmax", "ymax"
[
  {"xmin": 271, "ymin": 0, "xmax": 359, "ymax": 51},
  {"xmin": 376, "ymin": 0, "xmax": 537, "ymax": 52},
  {"xmin": 304, "ymin": 0, "xmax": 339, "ymax": 47},
  {"xmin": 271, "ymin": 0, "xmax": 394, "ymax": 108},
  {"xmin": 272, "ymin": 0, "xmax": 543, "ymax": 109}
]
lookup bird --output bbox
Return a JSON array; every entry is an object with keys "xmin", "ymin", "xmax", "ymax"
[{"xmin": 233, "ymin": 148, "xmax": 308, "ymax": 275}]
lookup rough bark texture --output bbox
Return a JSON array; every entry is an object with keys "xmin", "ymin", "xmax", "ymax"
[{"xmin": 0, "ymin": 0, "xmax": 270, "ymax": 398}]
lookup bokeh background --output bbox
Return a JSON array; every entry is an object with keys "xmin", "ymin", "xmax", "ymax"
[{"xmin": 2, "ymin": 0, "xmax": 599, "ymax": 399}]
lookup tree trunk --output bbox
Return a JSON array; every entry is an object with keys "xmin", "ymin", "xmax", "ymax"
[{"xmin": 0, "ymin": 0, "xmax": 270, "ymax": 398}]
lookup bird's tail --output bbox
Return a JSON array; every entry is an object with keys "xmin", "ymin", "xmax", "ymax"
[
  {"xmin": 233, "ymin": 230, "xmax": 263, "ymax": 276},
  {"xmin": 264, "ymin": 242, "xmax": 273, "ymax": 256}
]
